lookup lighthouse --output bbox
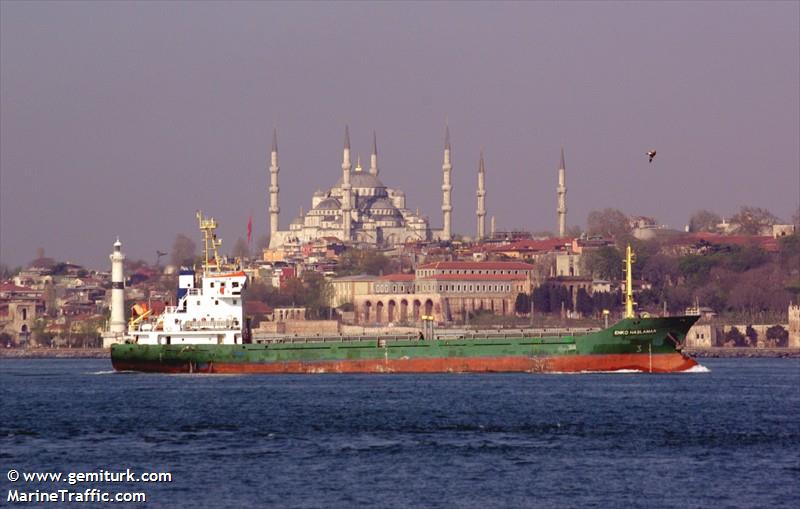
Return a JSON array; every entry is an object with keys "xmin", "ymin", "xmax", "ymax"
[{"xmin": 104, "ymin": 238, "xmax": 126, "ymax": 347}]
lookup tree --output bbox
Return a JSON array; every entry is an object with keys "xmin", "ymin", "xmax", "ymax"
[
  {"xmin": 693, "ymin": 283, "xmax": 727, "ymax": 315},
  {"xmin": 778, "ymin": 233, "xmax": 799, "ymax": 272},
  {"xmin": 231, "ymin": 237, "xmax": 250, "ymax": 260},
  {"xmin": 724, "ymin": 245, "xmax": 768, "ymax": 272},
  {"xmin": 688, "ymin": 210, "xmax": 722, "ymax": 233},
  {"xmin": 576, "ymin": 288, "xmax": 593, "ymax": 317},
  {"xmin": 744, "ymin": 325, "xmax": 759, "ymax": 347},
  {"xmin": 566, "ymin": 225, "xmax": 583, "ymax": 238},
  {"xmin": 641, "ymin": 253, "xmax": 678, "ymax": 290},
  {"xmin": 728, "ymin": 266, "xmax": 791, "ymax": 318},
  {"xmin": 514, "ymin": 293, "xmax": 531, "ymax": 314},
  {"xmin": 281, "ymin": 277, "xmax": 306, "ymax": 306},
  {"xmin": 725, "ymin": 326, "xmax": 746, "ymax": 347},
  {"xmin": 30, "ymin": 318, "xmax": 53, "ymax": 347},
  {"xmin": 766, "ymin": 325, "xmax": 789, "ymax": 347},
  {"xmin": 592, "ymin": 290, "xmax": 622, "ymax": 315},
  {"xmin": 76, "ymin": 317, "xmax": 103, "ymax": 348},
  {"xmin": 582, "ymin": 246, "xmax": 623, "ymax": 280},
  {"xmin": 302, "ymin": 271, "xmax": 332, "ymax": 318},
  {"xmin": 664, "ymin": 286, "xmax": 692, "ymax": 313},
  {"xmin": 171, "ymin": 234, "xmax": 196, "ymax": 268},
  {"xmin": 532, "ymin": 285, "xmax": 551, "ymax": 313},
  {"xmin": 548, "ymin": 285, "xmax": 572, "ymax": 314},
  {"xmin": 337, "ymin": 248, "xmax": 396, "ymax": 276},
  {"xmin": 586, "ymin": 208, "xmax": 631, "ymax": 241},
  {"xmin": 678, "ymin": 254, "xmax": 717, "ymax": 287},
  {"xmin": 255, "ymin": 235, "xmax": 270, "ymax": 254},
  {"xmin": 729, "ymin": 206, "xmax": 779, "ymax": 235}
]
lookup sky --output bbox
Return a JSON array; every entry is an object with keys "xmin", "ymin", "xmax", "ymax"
[{"xmin": 1, "ymin": 1, "xmax": 798, "ymax": 269}]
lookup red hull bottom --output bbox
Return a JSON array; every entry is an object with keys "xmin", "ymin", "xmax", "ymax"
[{"xmin": 112, "ymin": 353, "xmax": 698, "ymax": 374}]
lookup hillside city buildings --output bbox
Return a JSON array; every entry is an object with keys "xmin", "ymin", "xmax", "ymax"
[{"xmin": 1, "ymin": 127, "xmax": 798, "ymax": 349}]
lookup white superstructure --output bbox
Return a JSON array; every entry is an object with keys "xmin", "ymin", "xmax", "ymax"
[
  {"xmin": 130, "ymin": 271, "xmax": 247, "ymax": 346},
  {"xmin": 126, "ymin": 212, "xmax": 248, "ymax": 346}
]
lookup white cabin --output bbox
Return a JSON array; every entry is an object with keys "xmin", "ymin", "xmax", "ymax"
[{"xmin": 131, "ymin": 271, "xmax": 247, "ymax": 345}]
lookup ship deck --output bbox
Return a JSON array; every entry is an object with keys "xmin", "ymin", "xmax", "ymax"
[{"xmin": 252, "ymin": 327, "xmax": 600, "ymax": 345}]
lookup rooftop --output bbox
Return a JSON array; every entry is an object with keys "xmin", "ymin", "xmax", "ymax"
[{"xmin": 417, "ymin": 261, "xmax": 534, "ymax": 270}]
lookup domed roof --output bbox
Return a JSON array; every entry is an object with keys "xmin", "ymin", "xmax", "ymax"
[
  {"xmin": 314, "ymin": 197, "xmax": 341, "ymax": 211},
  {"xmin": 368, "ymin": 198, "xmax": 397, "ymax": 210},
  {"xmin": 336, "ymin": 172, "xmax": 386, "ymax": 190}
]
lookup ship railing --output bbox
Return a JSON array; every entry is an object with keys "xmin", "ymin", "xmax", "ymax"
[
  {"xmin": 255, "ymin": 333, "xmax": 419, "ymax": 344},
  {"xmin": 181, "ymin": 319, "xmax": 238, "ymax": 331},
  {"xmin": 254, "ymin": 327, "xmax": 599, "ymax": 344},
  {"xmin": 439, "ymin": 327, "xmax": 598, "ymax": 340}
]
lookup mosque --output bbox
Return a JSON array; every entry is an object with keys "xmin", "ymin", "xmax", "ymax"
[{"xmin": 266, "ymin": 126, "xmax": 568, "ymax": 249}]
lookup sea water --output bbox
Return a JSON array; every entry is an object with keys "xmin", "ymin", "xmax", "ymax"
[{"xmin": 1, "ymin": 358, "xmax": 798, "ymax": 508}]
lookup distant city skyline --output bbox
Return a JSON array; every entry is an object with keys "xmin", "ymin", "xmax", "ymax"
[{"xmin": 1, "ymin": 1, "xmax": 798, "ymax": 268}]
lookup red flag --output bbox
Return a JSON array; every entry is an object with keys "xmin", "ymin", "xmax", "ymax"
[{"xmin": 247, "ymin": 214, "xmax": 253, "ymax": 244}]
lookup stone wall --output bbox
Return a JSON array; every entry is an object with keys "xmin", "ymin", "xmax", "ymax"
[
  {"xmin": 789, "ymin": 304, "xmax": 800, "ymax": 348},
  {"xmin": 688, "ymin": 322, "xmax": 791, "ymax": 348}
]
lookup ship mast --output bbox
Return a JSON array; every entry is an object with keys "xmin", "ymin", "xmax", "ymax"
[
  {"xmin": 196, "ymin": 211, "xmax": 223, "ymax": 275},
  {"xmin": 624, "ymin": 244, "xmax": 636, "ymax": 319}
]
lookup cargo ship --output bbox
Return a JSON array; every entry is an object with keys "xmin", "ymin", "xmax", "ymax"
[{"xmin": 110, "ymin": 214, "xmax": 700, "ymax": 374}]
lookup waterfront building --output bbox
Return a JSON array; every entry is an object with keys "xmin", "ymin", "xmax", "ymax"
[
  {"xmin": 349, "ymin": 261, "xmax": 536, "ymax": 325},
  {"xmin": 0, "ymin": 283, "xmax": 43, "ymax": 346}
]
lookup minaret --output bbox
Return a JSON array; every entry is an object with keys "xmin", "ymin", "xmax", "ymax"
[
  {"xmin": 490, "ymin": 216, "xmax": 496, "ymax": 238},
  {"xmin": 476, "ymin": 150, "xmax": 487, "ymax": 240},
  {"xmin": 369, "ymin": 131, "xmax": 379, "ymax": 176},
  {"xmin": 441, "ymin": 126, "xmax": 453, "ymax": 241},
  {"xmin": 109, "ymin": 238, "xmax": 126, "ymax": 335},
  {"xmin": 341, "ymin": 126, "xmax": 353, "ymax": 241},
  {"xmin": 269, "ymin": 128, "xmax": 280, "ymax": 239},
  {"xmin": 557, "ymin": 147, "xmax": 567, "ymax": 237}
]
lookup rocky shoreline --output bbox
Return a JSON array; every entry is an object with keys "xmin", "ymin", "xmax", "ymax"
[{"xmin": 685, "ymin": 347, "xmax": 800, "ymax": 358}]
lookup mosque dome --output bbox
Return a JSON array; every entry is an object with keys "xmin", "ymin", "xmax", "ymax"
[
  {"xmin": 368, "ymin": 197, "xmax": 397, "ymax": 211},
  {"xmin": 336, "ymin": 172, "xmax": 385, "ymax": 190},
  {"xmin": 314, "ymin": 197, "xmax": 341, "ymax": 211}
]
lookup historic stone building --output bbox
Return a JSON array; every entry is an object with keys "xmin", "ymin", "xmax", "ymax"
[
  {"xmin": 268, "ymin": 128, "xmax": 435, "ymax": 249},
  {"xmin": 0, "ymin": 283, "xmax": 43, "ymax": 346},
  {"xmin": 352, "ymin": 261, "xmax": 535, "ymax": 325},
  {"xmin": 266, "ymin": 126, "xmax": 570, "ymax": 251}
]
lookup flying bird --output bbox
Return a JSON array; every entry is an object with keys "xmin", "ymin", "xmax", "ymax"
[{"xmin": 647, "ymin": 150, "xmax": 657, "ymax": 163}]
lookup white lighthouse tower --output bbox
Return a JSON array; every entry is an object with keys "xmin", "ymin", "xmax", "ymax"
[{"xmin": 103, "ymin": 238, "xmax": 127, "ymax": 347}]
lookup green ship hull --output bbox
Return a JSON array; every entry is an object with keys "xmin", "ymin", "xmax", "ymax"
[{"xmin": 111, "ymin": 316, "xmax": 700, "ymax": 374}]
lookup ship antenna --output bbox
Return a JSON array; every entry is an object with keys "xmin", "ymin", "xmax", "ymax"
[{"xmin": 624, "ymin": 244, "xmax": 636, "ymax": 319}]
